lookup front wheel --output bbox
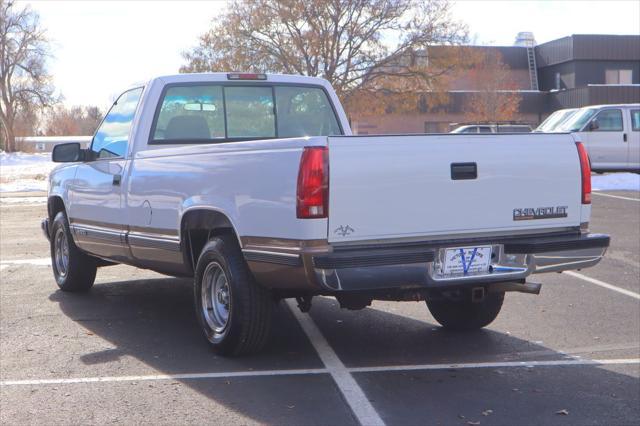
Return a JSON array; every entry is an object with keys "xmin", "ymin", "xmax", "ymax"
[
  {"xmin": 194, "ymin": 235, "xmax": 273, "ymax": 356},
  {"xmin": 50, "ymin": 211, "xmax": 97, "ymax": 292},
  {"xmin": 426, "ymin": 292, "xmax": 504, "ymax": 331}
]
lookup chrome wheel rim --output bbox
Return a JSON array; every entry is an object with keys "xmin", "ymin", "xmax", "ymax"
[
  {"xmin": 54, "ymin": 228, "xmax": 69, "ymax": 277},
  {"xmin": 201, "ymin": 262, "xmax": 230, "ymax": 333}
]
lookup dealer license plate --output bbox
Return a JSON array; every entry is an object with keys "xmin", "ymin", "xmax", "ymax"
[{"xmin": 442, "ymin": 246, "xmax": 492, "ymax": 276}]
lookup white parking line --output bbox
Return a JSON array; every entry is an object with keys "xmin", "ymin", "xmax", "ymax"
[
  {"xmin": 592, "ymin": 192, "xmax": 640, "ymax": 202},
  {"xmin": 0, "ymin": 196, "xmax": 47, "ymax": 205},
  {"xmin": 3, "ymin": 358, "xmax": 638, "ymax": 387},
  {"xmin": 564, "ymin": 270, "xmax": 640, "ymax": 300},
  {"xmin": 0, "ymin": 368, "xmax": 328, "ymax": 386},
  {"xmin": 285, "ymin": 299, "xmax": 385, "ymax": 426},
  {"xmin": 349, "ymin": 358, "xmax": 640, "ymax": 373},
  {"xmin": 0, "ymin": 258, "xmax": 51, "ymax": 266}
]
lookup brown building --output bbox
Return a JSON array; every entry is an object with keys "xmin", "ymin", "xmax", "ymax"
[{"xmin": 351, "ymin": 34, "xmax": 640, "ymax": 134}]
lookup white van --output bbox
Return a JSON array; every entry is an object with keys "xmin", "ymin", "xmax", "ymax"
[
  {"xmin": 557, "ymin": 104, "xmax": 640, "ymax": 172},
  {"xmin": 534, "ymin": 108, "xmax": 578, "ymax": 132}
]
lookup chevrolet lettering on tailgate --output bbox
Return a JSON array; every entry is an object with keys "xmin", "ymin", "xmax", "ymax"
[{"xmin": 513, "ymin": 206, "xmax": 568, "ymax": 221}]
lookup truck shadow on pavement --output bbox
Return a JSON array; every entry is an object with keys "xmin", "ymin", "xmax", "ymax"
[{"xmin": 48, "ymin": 276, "xmax": 640, "ymax": 426}]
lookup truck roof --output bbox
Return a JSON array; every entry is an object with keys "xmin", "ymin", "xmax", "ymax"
[{"xmin": 151, "ymin": 72, "xmax": 332, "ymax": 87}]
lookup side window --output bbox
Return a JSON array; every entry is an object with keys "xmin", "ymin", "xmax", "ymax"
[
  {"xmin": 592, "ymin": 109, "xmax": 623, "ymax": 132},
  {"xmin": 631, "ymin": 110, "xmax": 640, "ymax": 131},
  {"xmin": 275, "ymin": 86, "xmax": 341, "ymax": 137},
  {"xmin": 478, "ymin": 126, "xmax": 492, "ymax": 133},
  {"xmin": 153, "ymin": 85, "xmax": 224, "ymax": 141},
  {"xmin": 91, "ymin": 88, "xmax": 143, "ymax": 159},
  {"xmin": 225, "ymin": 86, "xmax": 275, "ymax": 138}
]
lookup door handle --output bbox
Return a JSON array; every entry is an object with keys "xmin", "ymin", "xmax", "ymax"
[
  {"xmin": 112, "ymin": 174, "xmax": 122, "ymax": 186},
  {"xmin": 451, "ymin": 162, "xmax": 477, "ymax": 180},
  {"xmin": 623, "ymin": 133, "xmax": 628, "ymax": 142}
]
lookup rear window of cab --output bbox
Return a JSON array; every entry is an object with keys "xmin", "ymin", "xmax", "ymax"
[{"xmin": 150, "ymin": 84, "xmax": 342, "ymax": 144}]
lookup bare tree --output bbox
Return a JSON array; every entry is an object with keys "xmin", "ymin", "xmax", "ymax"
[
  {"xmin": 463, "ymin": 50, "xmax": 522, "ymax": 124},
  {"xmin": 0, "ymin": 0, "xmax": 55, "ymax": 151},
  {"xmin": 44, "ymin": 105, "xmax": 103, "ymax": 136},
  {"xmin": 181, "ymin": 0, "xmax": 468, "ymax": 113},
  {"xmin": 13, "ymin": 100, "xmax": 39, "ymax": 136}
]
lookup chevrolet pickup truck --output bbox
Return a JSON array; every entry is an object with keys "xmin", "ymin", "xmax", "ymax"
[{"xmin": 43, "ymin": 73, "xmax": 610, "ymax": 355}]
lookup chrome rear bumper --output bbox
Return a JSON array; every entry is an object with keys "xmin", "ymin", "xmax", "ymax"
[
  {"xmin": 244, "ymin": 232, "xmax": 610, "ymax": 292},
  {"xmin": 311, "ymin": 233, "xmax": 609, "ymax": 291}
]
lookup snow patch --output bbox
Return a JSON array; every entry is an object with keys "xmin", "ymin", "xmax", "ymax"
[
  {"xmin": 592, "ymin": 173, "xmax": 640, "ymax": 192},
  {"xmin": 0, "ymin": 151, "xmax": 52, "ymax": 166},
  {"xmin": 0, "ymin": 151, "xmax": 55, "ymax": 193}
]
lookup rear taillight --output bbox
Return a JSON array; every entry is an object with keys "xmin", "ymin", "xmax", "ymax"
[
  {"xmin": 297, "ymin": 147, "xmax": 328, "ymax": 219},
  {"xmin": 576, "ymin": 142, "xmax": 591, "ymax": 204}
]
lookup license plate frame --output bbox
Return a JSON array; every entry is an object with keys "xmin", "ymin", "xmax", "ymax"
[{"xmin": 441, "ymin": 246, "xmax": 493, "ymax": 277}]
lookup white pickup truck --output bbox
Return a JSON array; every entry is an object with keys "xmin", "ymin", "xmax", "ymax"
[{"xmin": 43, "ymin": 73, "xmax": 609, "ymax": 355}]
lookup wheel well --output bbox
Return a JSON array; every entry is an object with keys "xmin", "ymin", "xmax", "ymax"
[
  {"xmin": 48, "ymin": 196, "xmax": 66, "ymax": 222},
  {"xmin": 181, "ymin": 209, "xmax": 239, "ymax": 273}
]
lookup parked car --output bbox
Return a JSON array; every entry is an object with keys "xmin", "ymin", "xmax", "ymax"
[
  {"xmin": 534, "ymin": 108, "xmax": 578, "ymax": 133},
  {"xmin": 42, "ymin": 73, "xmax": 609, "ymax": 355},
  {"xmin": 450, "ymin": 124, "xmax": 532, "ymax": 134},
  {"xmin": 556, "ymin": 104, "xmax": 639, "ymax": 172}
]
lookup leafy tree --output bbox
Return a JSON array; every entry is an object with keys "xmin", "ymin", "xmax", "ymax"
[
  {"xmin": 0, "ymin": 0, "xmax": 55, "ymax": 151},
  {"xmin": 181, "ymin": 0, "xmax": 469, "ymax": 115},
  {"xmin": 463, "ymin": 50, "xmax": 522, "ymax": 124}
]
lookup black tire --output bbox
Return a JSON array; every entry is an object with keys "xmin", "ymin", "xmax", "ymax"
[
  {"xmin": 426, "ymin": 292, "xmax": 504, "ymax": 331},
  {"xmin": 194, "ymin": 235, "xmax": 273, "ymax": 356},
  {"xmin": 50, "ymin": 211, "xmax": 97, "ymax": 292}
]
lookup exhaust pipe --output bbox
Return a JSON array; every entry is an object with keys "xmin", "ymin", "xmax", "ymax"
[{"xmin": 488, "ymin": 281, "xmax": 542, "ymax": 295}]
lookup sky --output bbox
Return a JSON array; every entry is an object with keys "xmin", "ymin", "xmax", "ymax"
[{"xmin": 18, "ymin": 0, "xmax": 640, "ymax": 109}]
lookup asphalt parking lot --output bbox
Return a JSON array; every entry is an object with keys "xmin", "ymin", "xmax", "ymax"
[{"xmin": 1, "ymin": 191, "xmax": 639, "ymax": 425}]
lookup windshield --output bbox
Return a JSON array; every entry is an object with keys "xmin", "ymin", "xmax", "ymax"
[
  {"xmin": 535, "ymin": 109, "xmax": 577, "ymax": 132},
  {"xmin": 557, "ymin": 108, "xmax": 598, "ymax": 132}
]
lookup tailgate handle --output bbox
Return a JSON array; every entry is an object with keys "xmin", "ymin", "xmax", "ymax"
[{"xmin": 451, "ymin": 162, "xmax": 477, "ymax": 180}]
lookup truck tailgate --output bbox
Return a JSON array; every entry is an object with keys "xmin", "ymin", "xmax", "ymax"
[{"xmin": 327, "ymin": 134, "xmax": 582, "ymax": 243}]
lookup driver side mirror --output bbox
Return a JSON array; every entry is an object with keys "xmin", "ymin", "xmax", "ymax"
[
  {"xmin": 52, "ymin": 143, "xmax": 85, "ymax": 162},
  {"xmin": 588, "ymin": 119, "xmax": 599, "ymax": 131}
]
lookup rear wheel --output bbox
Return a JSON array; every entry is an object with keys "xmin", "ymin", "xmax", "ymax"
[
  {"xmin": 50, "ymin": 211, "xmax": 97, "ymax": 292},
  {"xmin": 426, "ymin": 292, "xmax": 504, "ymax": 331},
  {"xmin": 194, "ymin": 235, "xmax": 273, "ymax": 356}
]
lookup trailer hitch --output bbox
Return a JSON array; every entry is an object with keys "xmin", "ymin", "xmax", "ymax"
[{"xmin": 295, "ymin": 296, "xmax": 313, "ymax": 313}]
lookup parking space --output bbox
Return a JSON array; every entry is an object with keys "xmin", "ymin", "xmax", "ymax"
[
  {"xmin": 1, "ymin": 191, "xmax": 639, "ymax": 425},
  {"xmin": 582, "ymin": 191, "xmax": 640, "ymax": 294}
]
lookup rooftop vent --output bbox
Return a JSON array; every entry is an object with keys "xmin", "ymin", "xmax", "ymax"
[{"xmin": 514, "ymin": 32, "xmax": 537, "ymax": 47}]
